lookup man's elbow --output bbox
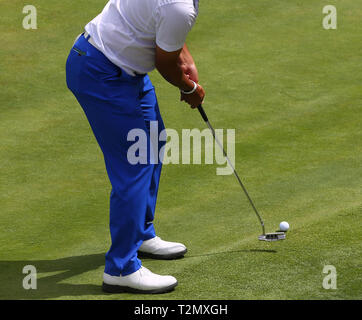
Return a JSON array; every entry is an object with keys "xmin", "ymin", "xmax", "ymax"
[{"xmin": 155, "ymin": 58, "xmax": 165, "ymax": 74}]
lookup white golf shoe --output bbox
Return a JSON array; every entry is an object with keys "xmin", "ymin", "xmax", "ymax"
[
  {"xmin": 102, "ymin": 266, "xmax": 178, "ymax": 294},
  {"xmin": 138, "ymin": 236, "xmax": 187, "ymax": 260}
]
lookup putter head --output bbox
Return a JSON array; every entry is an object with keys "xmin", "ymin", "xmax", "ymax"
[{"xmin": 258, "ymin": 232, "xmax": 286, "ymax": 242}]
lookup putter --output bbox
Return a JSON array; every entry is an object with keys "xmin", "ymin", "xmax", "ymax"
[{"xmin": 197, "ymin": 105, "xmax": 285, "ymax": 242}]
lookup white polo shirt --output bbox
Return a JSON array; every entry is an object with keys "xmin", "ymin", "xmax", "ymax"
[{"xmin": 85, "ymin": 0, "xmax": 199, "ymax": 76}]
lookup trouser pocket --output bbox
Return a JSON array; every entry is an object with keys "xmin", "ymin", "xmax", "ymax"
[{"xmin": 65, "ymin": 48, "xmax": 86, "ymax": 93}]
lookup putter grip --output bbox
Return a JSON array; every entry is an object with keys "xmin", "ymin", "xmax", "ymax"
[{"xmin": 197, "ymin": 105, "xmax": 208, "ymax": 122}]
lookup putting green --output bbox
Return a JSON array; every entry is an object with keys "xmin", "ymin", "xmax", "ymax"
[{"xmin": 0, "ymin": 0, "xmax": 361, "ymax": 299}]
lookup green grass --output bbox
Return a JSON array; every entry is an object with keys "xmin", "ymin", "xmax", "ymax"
[{"xmin": 0, "ymin": 0, "xmax": 361, "ymax": 299}]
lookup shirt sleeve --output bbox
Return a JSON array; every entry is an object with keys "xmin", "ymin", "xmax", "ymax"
[{"xmin": 155, "ymin": 2, "xmax": 197, "ymax": 52}]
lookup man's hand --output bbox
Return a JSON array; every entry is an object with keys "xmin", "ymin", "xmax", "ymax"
[{"xmin": 180, "ymin": 84, "xmax": 205, "ymax": 108}]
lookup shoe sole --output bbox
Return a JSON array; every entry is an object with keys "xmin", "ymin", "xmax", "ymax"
[
  {"xmin": 102, "ymin": 281, "xmax": 178, "ymax": 294},
  {"xmin": 138, "ymin": 248, "xmax": 187, "ymax": 260}
]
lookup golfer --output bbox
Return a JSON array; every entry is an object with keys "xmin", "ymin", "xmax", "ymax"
[{"xmin": 66, "ymin": 0, "xmax": 204, "ymax": 294}]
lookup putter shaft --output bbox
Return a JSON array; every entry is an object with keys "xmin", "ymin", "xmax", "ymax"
[{"xmin": 197, "ymin": 105, "xmax": 266, "ymax": 235}]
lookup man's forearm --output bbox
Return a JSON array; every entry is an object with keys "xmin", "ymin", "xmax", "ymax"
[
  {"xmin": 177, "ymin": 44, "xmax": 199, "ymax": 83},
  {"xmin": 178, "ymin": 44, "xmax": 196, "ymax": 69},
  {"xmin": 157, "ymin": 63, "xmax": 195, "ymax": 91},
  {"xmin": 155, "ymin": 45, "xmax": 195, "ymax": 91}
]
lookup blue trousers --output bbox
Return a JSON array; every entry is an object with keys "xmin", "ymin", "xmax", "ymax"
[{"xmin": 66, "ymin": 34, "xmax": 165, "ymax": 276}]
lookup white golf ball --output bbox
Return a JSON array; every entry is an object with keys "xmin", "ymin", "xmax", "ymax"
[{"xmin": 279, "ymin": 221, "xmax": 289, "ymax": 231}]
